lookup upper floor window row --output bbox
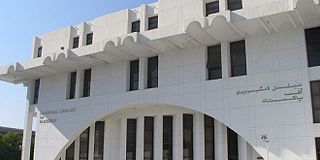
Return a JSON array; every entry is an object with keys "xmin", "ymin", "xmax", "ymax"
[
  {"xmin": 306, "ymin": 26, "xmax": 320, "ymax": 67},
  {"xmin": 206, "ymin": 40, "xmax": 246, "ymax": 80},
  {"xmin": 205, "ymin": 0, "xmax": 242, "ymax": 16}
]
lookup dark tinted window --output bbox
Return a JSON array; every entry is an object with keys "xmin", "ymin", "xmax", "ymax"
[
  {"xmin": 147, "ymin": 56, "xmax": 158, "ymax": 88},
  {"xmin": 311, "ymin": 81, "xmax": 320, "ymax": 123},
  {"xmin": 37, "ymin": 47, "xmax": 42, "ymax": 57},
  {"xmin": 33, "ymin": 79, "xmax": 40, "ymax": 104},
  {"xmin": 316, "ymin": 138, "xmax": 320, "ymax": 160},
  {"xmin": 65, "ymin": 142, "xmax": 75, "ymax": 160},
  {"xmin": 206, "ymin": 1, "xmax": 219, "ymax": 16},
  {"xmin": 183, "ymin": 114, "xmax": 193, "ymax": 160},
  {"xmin": 144, "ymin": 117, "xmax": 154, "ymax": 160},
  {"xmin": 127, "ymin": 119, "xmax": 137, "ymax": 160},
  {"xmin": 207, "ymin": 45, "xmax": 222, "ymax": 80},
  {"xmin": 227, "ymin": 128, "xmax": 238, "ymax": 160},
  {"xmin": 79, "ymin": 128, "xmax": 90, "ymax": 160},
  {"xmin": 94, "ymin": 121, "xmax": 105, "ymax": 160},
  {"xmin": 305, "ymin": 27, "xmax": 320, "ymax": 67},
  {"xmin": 132, "ymin": 21, "xmax": 141, "ymax": 33},
  {"xmin": 227, "ymin": 0, "xmax": 242, "ymax": 11},
  {"xmin": 148, "ymin": 16, "xmax": 158, "ymax": 30},
  {"xmin": 163, "ymin": 116, "xmax": 173, "ymax": 160},
  {"xmin": 86, "ymin": 33, "xmax": 93, "ymax": 45},
  {"xmin": 83, "ymin": 69, "xmax": 91, "ymax": 97},
  {"xmin": 230, "ymin": 40, "xmax": 246, "ymax": 77},
  {"xmin": 69, "ymin": 72, "xmax": 77, "ymax": 99},
  {"xmin": 205, "ymin": 115, "xmax": 215, "ymax": 160},
  {"xmin": 130, "ymin": 60, "xmax": 139, "ymax": 91},
  {"xmin": 73, "ymin": 37, "xmax": 80, "ymax": 49}
]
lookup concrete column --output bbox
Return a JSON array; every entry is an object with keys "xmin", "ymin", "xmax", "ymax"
[
  {"xmin": 21, "ymin": 82, "xmax": 35, "ymax": 160},
  {"xmin": 194, "ymin": 113, "xmax": 205, "ymax": 160},
  {"xmin": 140, "ymin": 4, "xmax": 147, "ymax": 32},
  {"xmin": 119, "ymin": 118, "xmax": 127, "ymax": 160},
  {"xmin": 154, "ymin": 115, "xmax": 163, "ymax": 160},
  {"xmin": 79, "ymin": 23, "xmax": 86, "ymax": 47},
  {"xmin": 238, "ymin": 136, "xmax": 248, "ymax": 160},
  {"xmin": 103, "ymin": 120, "xmax": 109, "ymax": 160},
  {"xmin": 75, "ymin": 70, "xmax": 83, "ymax": 98},
  {"xmin": 139, "ymin": 57, "xmax": 147, "ymax": 90},
  {"xmin": 173, "ymin": 114, "xmax": 183, "ymax": 160},
  {"xmin": 221, "ymin": 41, "xmax": 230, "ymax": 78},
  {"xmin": 215, "ymin": 120, "xmax": 228, "ymax": 160},
  {"xmin": 219, "ymin": 0, "xmax": 227, "ymax": 11},
  {"xmin": 136, "ymin": 117, "xmax": 144, "ymax": 160},
  {"xmin": 88, "ymin": 124, "xmax": 95, "ymax": 160},
  {"xmin": 74, "ymin": 138, "xmax": 80, "ymax": 160}
]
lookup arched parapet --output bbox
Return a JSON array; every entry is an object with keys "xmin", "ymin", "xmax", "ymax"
[
  {"xmin": 207, "ymin": 14, "xmax": 244, "ymax": 41},
  {"xmin": 121, "ymin": 33, "xmax": 139, "ymax": 47},
  {"xmin": 43, "ymin": 56, "xmax": 53, "ymax": 65},
  {"xmin": 294, "ymin": 0, "xmax": 319, "ymax": 9},
  {"xmin": 52, "ymin": 103, "xmax": 264, "ymax": 160},
  {"xmin": 56, "ymin": 52, "xmax": 67, "ymax": 61}
]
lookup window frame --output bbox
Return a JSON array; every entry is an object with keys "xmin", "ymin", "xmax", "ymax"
[
  {"xmin": 33, "ymin": 79, "xmax": 40, "ymax": 104},
  {"xmin": 129, "ymin": 60, "xmax": 139, "ymax": 91},
  {"xmin": 73, "ymin": 36, "xmax": 80, "ymax": 49},
  {"xmin": 126, "ymin": 119, "xmax": 137, "ymax": 160},
  {"xmin": 183, "ymin": 114, "xmax": 194, "ymax": 160},
  {"xmin": 94, "ymin": 121, "xmax": 105, "ymax": 160},
  {"xmin": 227, "ymin": 0, "xmax": 243, "ymax": 11},
  {"xmin": 227, "ymin": 128, "xmax": 238, "ymax": 160},
  {"xmin": 144, "ymin": 117, "xmax": 154, "ymax": 160},
  {"xmin": 305, "ymin": 26, "xmax": 320, "ymax": 67},
  {"xmin": 79, "ymin": 128, "xmax": 90, "ymax": 160},
  {"xmin": 207, "ymin": 44, "xmax": 222, "ymax": 80},
  {"xmin": 131, "ymin": 20, "xmax": 141, "ymax": 33},
  {"xmin": 206, "ymin": 1, "xmax": 219, "ymax": 16},
  {"xmin": 311, "ymin": 81, "xmax": 320, "ymax": 123},
  {"xmin": 37, "ymin": 46, "xmax": 43, "ymax": 58},
  {"xmin": 148, "ymin": 16, "xmax": 158, "ymax": 30},
  {"xmin": 147, "ymin": 56, "xmax": 158, "ymax": 89},
  {"xmin": 230, "ymin": 40, "xmax": 247, "ymax": 77},
  {"xmin": 86, "ymin": 33, "xmax": 93, "ymax": 46},
  {"xmin": 163, "ymin": 116, "xmax": 173, "ymax": 160},
  {"xmin": 83, "ymin": 69, "xmax": 91, "ymax": 97}
]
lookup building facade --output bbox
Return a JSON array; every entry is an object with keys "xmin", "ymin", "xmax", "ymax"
[{"xmin": 0, "ymin": 0, "xmax": 320, "ymax": 159}]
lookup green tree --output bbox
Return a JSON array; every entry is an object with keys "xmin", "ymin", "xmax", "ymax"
[{"xmin": 0, "ymin": 132, "xmax": 22, "ymax": 160}]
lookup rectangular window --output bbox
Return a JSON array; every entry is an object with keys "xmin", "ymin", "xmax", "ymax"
[
  {"xmin": 206, "ymin": 1, "xmax": 219, "ymax": 16},
  {"xmin": 83, "ymin": 69, "xmax": 91, "ymax": 97},
  {"xmin": 68, "ymin": 72, "xmax": 77, "ymax": 100},
  {"xmin": 144, "ymin": 117, "xmax": 154, "ymax": 160},
  {"xmin": 163, "ymin": 116, "xmax": 173, "ymax": 160},
  {"xmin": 33, "ymin": 79, "xmax": 40, "ymax": 104},
  {"xmin": 94, "ymin": 121, "xmax": 105, "ymax": 160},
  {"xmin": 183, "ymin": 114, "xmax": 193, "ymax": 160},
  {"xmin": 65, "ymin": 142, "xmax": 75, "ymax": 160},
  {"xmin": 207, "ymin": 45, "xmax": 222, "ymax": 80},
  {"xmin": 227, "ymin": 0, "xmax": 242, "ymax": 11},
  {"xmin": 73, "ymin": 37, "xmax": 80, "ymax": 49},
  {"xmin": 86, "ymin": 33, "xmax": 93, "ymax": 45},
  {"xmin": 132, "ymin": 21, "xmax": 141, "ymax": 33},
  {"xmin": 311, "ymin": 81, "xmax": 320, "ymax": 123},
  {"xmin": 205, "ymin": 115, "xmax": 215, "ymax": 160},
  {"xmin": 37, "ymin": 47, "xmax": 42, "ymax": 58},
  {"xmin": 230, "ymin": 40, "xmax": 246, "ymax": 77},
  {"xmin": 148, "ymin": 16, "xmax": 158, "ymax": 30},
  {"xmin": 130, "ymin": 60, "xmax": 139, "ymax": 91},
  {"xmin": 127, "ymin": 119, "xmax": 137, "ymax": 160},
  {"xmin": 79, "ymin": 128, "xmax": 90, "ymax": 160},
  {"xmin": 316, "ymin": 138, "xmax": 320, "ymax": 160},
  {"xmin": 147, "ymin": 56, "xmax": 158, "ymax": 88},
  {"xmin": 227, "ymin": 128, "xmax": 238, "ymax": 160},
  {"xmin": 305, "ymin": 26, "xmax": 320, "ymax": 67}
]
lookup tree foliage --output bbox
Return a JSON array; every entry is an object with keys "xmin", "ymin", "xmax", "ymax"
[{"xmin": 0, "ymin": 132, "xmax": 22, "ymax": 160}]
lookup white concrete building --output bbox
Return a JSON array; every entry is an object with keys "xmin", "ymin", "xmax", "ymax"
[{"xmin": 0, "ymin": 0, "xmax": 320, "ymax": 159}]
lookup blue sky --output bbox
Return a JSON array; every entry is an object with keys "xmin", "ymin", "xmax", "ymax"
[{"xmin": 0, "ymin": 0, "xmax": 157, "ymax": 129}]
